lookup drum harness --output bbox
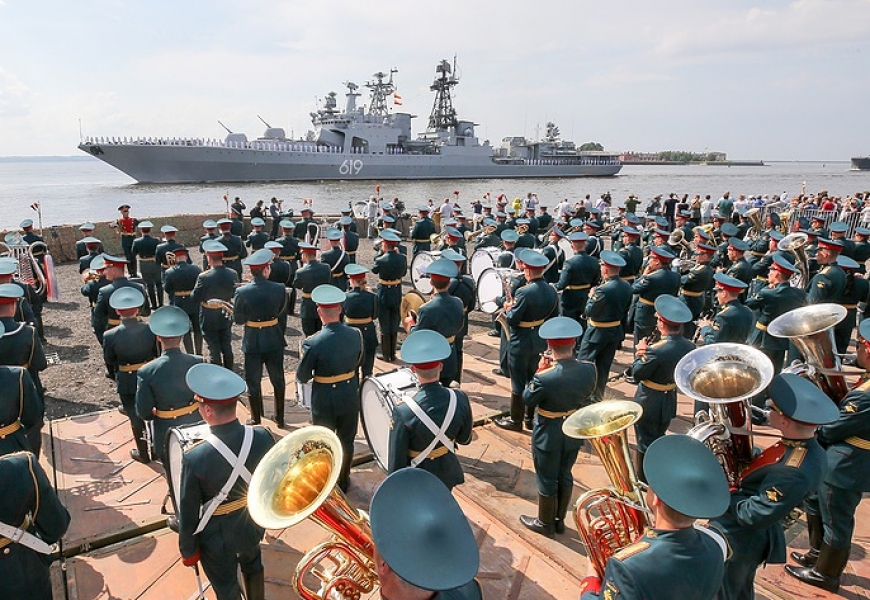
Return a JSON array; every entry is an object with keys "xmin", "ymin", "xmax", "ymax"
[
  {"xmin": 402, "ymin": 389, "xmax": 457, "ymax": 467},
  {"xmin": 193, "ymin": 425, "xmax": 253, "ymax": 535}
]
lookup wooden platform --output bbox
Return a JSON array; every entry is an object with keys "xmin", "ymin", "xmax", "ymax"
[{"xmin": 44, "ymin": 332, "xmax": 870, "ymax": 599}]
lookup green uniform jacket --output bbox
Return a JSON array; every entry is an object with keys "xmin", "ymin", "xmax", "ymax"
[
  {"xmin": 233, "ymin": 275, "xmax": 288, "ymax": 353},
  {"xmin": 191, "ymin": 266, "xmax": 239, "ymax": 332},
  {"xmin": 178, "ymin": 422, "xmax": 275, "ymax": 560},
  {"xmin": 0, "ymin": 452, "xmax": 70, "ymax": 600},
  {"xmin": 746, "ymin": 284, "xmax": 806, "ymax": 351},
  {"xmin": 524, "ymin": 358, "xmax": 596, "ymax": 453},
  {"xmin": 135, "ymin": 349, "xmax": 205, "ymax": 462},
  {"xmin": 700, "ymin": 300, "xmax": 753, "ymax": 345},
  {"xmin": 581, "ymin": 526, "xmax": 725, "ymax": 600},
  {"xmin": 297, "ymin": 322, "xmax": 363, "ymax": 418},
  {"xmin": 387, "ymin": 382, "xmax": 473, "ymax": 489}
]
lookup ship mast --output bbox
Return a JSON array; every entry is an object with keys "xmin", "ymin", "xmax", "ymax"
[
  {"xmin": 366, "ymin": 69, "xmax": 397, "ymax": 117},
  {"xmin": 428, "ymin": 59, "xmax": 459, "ymax": 132}
]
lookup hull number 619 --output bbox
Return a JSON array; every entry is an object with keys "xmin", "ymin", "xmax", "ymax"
[{"xmin": 339, "ymin": 159, "xmax": 364, "ymax": 175}]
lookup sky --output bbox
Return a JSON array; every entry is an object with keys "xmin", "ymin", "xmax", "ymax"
[{"xmin": 0, "ymin": 0, "xmax": 868, "ymax": 160}]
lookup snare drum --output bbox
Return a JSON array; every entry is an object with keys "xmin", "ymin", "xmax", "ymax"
[
  {"xmin": 410, "ymin": 250, "xmax": 440, "ymax": 295},
  {"xmin": 360, "ymin": 368, "xmax": 418, "ymax": 470},
  {"xmin": 477, "ymin": 267, "xmax": 506, "ymax": 314},
  {"xmin": 470, "ymin": 247, "xmax": 502, "ymax": 283},
  {"xmin": 164, "ymin": 422, "xmax": 211, "ymax": 512}
]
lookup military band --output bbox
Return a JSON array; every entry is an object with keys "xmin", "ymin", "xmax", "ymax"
[{"xmin": 16, "ymin": 195, "xmax": 870, "ymax": 599}]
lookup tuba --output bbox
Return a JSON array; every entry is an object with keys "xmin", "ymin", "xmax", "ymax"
[
  {"xmin": 744, "ymin": 207, "xmax": 763, "ymax": 241},
  {"xmin": 0, "ymin": 233, "xmax": 47, "ymax": 296},
  {"xmin": 778, "ymin": 232, "xmax": 809, "ymax": 289},
  {"xmin": 676, "ymin": 344, "xmax": 774, "ymax": 486},
  {"xmin": 562, "ymin": 401, "xmax": 650, "ymax": 578},
  {"xmin": 247, "ymin": 426, "xmax": 378, "ymax": 600},
  {"xmin": 768, "ymin": 303, "xmax": 849, "ymax": 401}
]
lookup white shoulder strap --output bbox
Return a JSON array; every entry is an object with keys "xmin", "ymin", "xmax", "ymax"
[
  {"xmin": 194, "ymin": 426, "xmax": 254, "ymax": 535},
  {"xmin": 694, "ymin": 523, "xmax": 728, "ymax": 561},
  {"xmin": 403, "ymin": 389, "xmax": 457, "ymax": 467}
]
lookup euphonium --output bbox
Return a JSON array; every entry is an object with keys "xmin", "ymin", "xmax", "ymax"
[
  {"xmin": 778, "ymin": 232, "xmax": 809, "ymax": 289},
  {"xmin": 562, "ymin": 401, "xmax": 649, "ymax": 578},
  {"xmin": 248, "ymin": 426, "xmax": 377, "ymax": 600},
  {"xmin": 675, "ymin": 344, "xmax": 774, "ymax": 486},
  {"xmin": 767, "ymin": 303, "xmax": 849, "ymax": 401}
]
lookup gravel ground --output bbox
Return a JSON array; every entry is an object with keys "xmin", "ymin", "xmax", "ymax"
[{"xmin": 42, "ymin": 240, "xmax": 496, "ymax": 420}]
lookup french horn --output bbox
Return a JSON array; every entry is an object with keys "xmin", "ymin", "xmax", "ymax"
[
  {"xmin": 562, "ymin": 400, "xmax": 649, "ymax": 578},
  {"xmin": 247, "ymin": 426, "xmax": 377, "ymax": 600},
  {"xmin": 675, "ymin": 343, "xmax": 774, "ymax": 486}
]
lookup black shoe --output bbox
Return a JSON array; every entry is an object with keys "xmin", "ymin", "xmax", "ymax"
[
  {"xmin": 494, "ymin": 417, "xmax": 522, "ymax": 431},
  {"xmin": 554, "ymin": 518, "xmax": 565, "ymax": 534},
  {"xmin": 166, "ymin": 515, "xmax": 179, "ymax": 532},
  {"xmin": 487, "ymin": 329, "xmax": 500, "ymax": 337},
  {"xmin": 790, "ymin": 548, "xmax": 819, "ymax": 568},
  {"xmin": 491, "ymin": 368, "xmax": 507, "ymax": 377},
  {"xmin": 524, "ymin": 418, "xmax": 534, "ymax": 431},
  {"xmin": 130, "ymin": 448, "xmax": 150, "ymax": 464},
  {"xmin": 520, "ymin": 515, "xmax": 555, "ymax": 536}
]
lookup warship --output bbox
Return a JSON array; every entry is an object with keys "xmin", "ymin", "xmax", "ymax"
[
  {"xmin": 851, "ymin": 156, "xmax": 870, "ymax": 171},
  {"xmin": 78, "ymin": 59, "xmax": 621, "ymax": 184}
]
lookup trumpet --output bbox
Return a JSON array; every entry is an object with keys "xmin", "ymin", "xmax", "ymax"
[{"xmin": 247, "ymin": 427, "xmax": 378, "ymax": 600}]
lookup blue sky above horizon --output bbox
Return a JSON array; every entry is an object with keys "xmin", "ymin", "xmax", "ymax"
[{"xmin": 1, "ymin": 0, "xmax": 868, "ymax": 160}]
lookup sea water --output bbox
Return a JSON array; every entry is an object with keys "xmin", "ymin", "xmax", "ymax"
[{"xmin": 0, "ymin": 156, "xmax": 868, "ymax": 230}]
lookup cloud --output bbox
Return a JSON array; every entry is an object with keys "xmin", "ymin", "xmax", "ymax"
[
  {"xmin": 0, "ymin": 66, "xmax": 35, "ymax": 117},
  {"xmin": 652, "ymin": 0, "xmax": 870, "ymax": 61}
]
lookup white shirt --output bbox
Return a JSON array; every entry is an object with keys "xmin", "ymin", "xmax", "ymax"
[{"xmin": 439, "ymin": 202, "xmax": 454, "ymax": 219}]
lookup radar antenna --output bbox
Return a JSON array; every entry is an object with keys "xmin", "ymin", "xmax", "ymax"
[
  {"xmin": 343, "ymin": 81, "xmax": 361, "ymax": 113},
  {"xmin": 428, "ymin": 59, "xmax": 459, "ymax": 131},
  {"xmin": 365, "ymin": 69, "xmax": 397, "ymax": 117}
]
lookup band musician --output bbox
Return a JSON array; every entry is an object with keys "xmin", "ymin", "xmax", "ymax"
[
  {"xmin": 580, "ymin": 435, "xmax": 730, "ymax": 600},
  {"xmin": 389, "ymin": 330, "xmax": 473, "ymax": 490}
]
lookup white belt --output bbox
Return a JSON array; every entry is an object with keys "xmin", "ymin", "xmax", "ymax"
[{"xmin": 0, "ymin": 516, "xmax": 54, "ymax": 554}]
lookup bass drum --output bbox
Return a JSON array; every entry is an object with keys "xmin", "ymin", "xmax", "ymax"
[
  {"xmin": 410, "ymin": 250, "xmax": 440, "ymax": 295},
  {"xmin": 164, "ymin": 422, "xmax": 211, "ymax": 512},
  {"xmin": 558, "ymin": 237, "xmax": 575, "ymax": 260},
  {"xmin": 477, "ymin": 267, "xmax": 505, "ymax": 314},
  {"xmin": 352, "ymin": 201, "xmax": 368, "ymax": 219},
  {"xmin": 470, "ymin": 247, "xmax": 502, "ymax": 283},
  {"xmin": 360, "ymin": 368, "xmax": 418, "ymax": 470}
]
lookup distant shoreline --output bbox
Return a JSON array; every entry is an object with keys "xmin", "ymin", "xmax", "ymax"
[{"xmin": 0, "ymin": 155, "xmax": 856, "ymax": 164}]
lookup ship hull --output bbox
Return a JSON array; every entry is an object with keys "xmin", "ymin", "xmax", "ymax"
[
  {"xmin": 78, "ymin": 143, "xmax": 622, "ymax": 184},
  {"xmin": 851, "ymin": 157, "xmax": 870, "ymax": 171}
]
